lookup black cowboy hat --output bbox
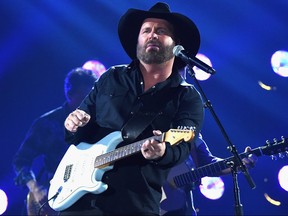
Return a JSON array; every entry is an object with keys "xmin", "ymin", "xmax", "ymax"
[{"xmin": 118, "ymin": 2, "xmax": 200, "ymax": 69}]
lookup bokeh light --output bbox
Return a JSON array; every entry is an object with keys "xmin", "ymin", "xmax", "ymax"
[
  {"xmin": 278, "ymin": 165, "xmax": 288, "ymax": 192},
  {"xmin": 82, "ymin": 60, "xmax": 107, "ymax": 78},
  {"xmin": 271, "ymin": 50, "xmax": 288, "ymax": 77},
  {"xmin": 258, "ymin": 81, "xmax": 276, "ymax": 91},
  {"xmin": 193, "ymin": 53, "xmax": 213, "ymax": 81},
  {"xmin": 199, "ymin": 177, "xmax": 225, "ymax": 200},
  {"xmin": 0, "ymin": 189, "xmax": 8, "ymax": 215}
]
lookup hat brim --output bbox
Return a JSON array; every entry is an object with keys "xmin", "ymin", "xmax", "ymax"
[{"xmin": 118, "ymin": 8, "xmax": 200, "ymax": 69}]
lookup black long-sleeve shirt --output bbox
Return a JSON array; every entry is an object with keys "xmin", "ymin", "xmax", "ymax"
[
  {"xmin": 13, "ymin": 103, "xmax": 71, "ymax": 187},
  {"xmin": 64, "ymin": 61, "xmax": 204, "ymax": 215}
]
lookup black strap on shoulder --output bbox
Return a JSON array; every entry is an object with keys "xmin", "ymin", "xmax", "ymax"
[
  {"xmin": 121, "ymin": 86, "xmax": 183, "ymax": 142},
  {"xmin": 121, "ymin": 111, "xmax": 160, "ymax": 143}
]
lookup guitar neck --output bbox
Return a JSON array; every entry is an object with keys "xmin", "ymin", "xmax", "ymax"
[
  {"xmin": 173, "ymin": 147, "xmax": 264, "ymax": 188},
  {"xmin": 93, "ymin": 129, "xmax": 194, "ymax": 168},
  {"xmin": 94, "ymin": 134, "xmax": 160, "ymax": 168}
]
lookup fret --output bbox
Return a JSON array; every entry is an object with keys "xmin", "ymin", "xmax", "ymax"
[
  {"xmin": 93, "ymin": 130, "xmax": 195, "ymax": 169},
  {"xmin": 94, "ymin": 135, "xmax": 161, "ymax": 168},
  {"xmin": 169, "ymin": 137, "xmax": 288, "ymax": 190},
  {"xmin": 173, "ymin": 153, "xmax": 262, "ymax": 188},
  {"xmin": 181, "ymin": 171, "xmax": 189, "ymax": 185},
  {"xmin": 119, "ymin": 147, "xmax": 124, "ymax": 158},
  {"xmin": 191, "ymin": 169, "xmax": 197, "ymax": 182}
]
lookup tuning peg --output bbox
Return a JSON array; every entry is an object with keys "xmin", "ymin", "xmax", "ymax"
[{"xmin": 266, "ymin": 140, "xmax": 271, "ymax": 146}]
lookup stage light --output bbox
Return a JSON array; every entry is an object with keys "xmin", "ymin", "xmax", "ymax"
[
  {"xmin": 199, "ymin": 177, "xmax": 225, "ymax": 200},
  {"xmin": 193, "ymin": 53, "xmax": 213, "ymax": 81},
  {"xmin": 258, "ymin": 81, "xmax": 276, "ymax": 91},
  {"xmin": 181, "ymin": 53, "xmax": 213, "ymax": 81},
  {"xmin": 82, "ymin": 60, "xmax": 107, "ymax": 78},
  {"xmin": 271, "ymin": 50, "xmax": 288, "ymax": 77},
  {"xmin": 0, "ymin": 189, "xmax": 8, "ymax": 215},
  {"xmin": 278, "ymin": 165, "xmax": 288, "ymax": 192},
  {"xmin": 264, "ymin": 193, "xmax": 281, "ymax": 206}
]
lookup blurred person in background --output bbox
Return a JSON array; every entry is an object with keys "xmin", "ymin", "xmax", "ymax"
[{"xmin": 13, "ymin": 67, "xmax": 101, "ymax": 215}]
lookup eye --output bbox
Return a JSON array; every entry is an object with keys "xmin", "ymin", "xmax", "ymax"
[
  {"xmin": 157, "ymin": 29, "xmax": 166, "ymax": 34},
  {"xmin": 141, "ymin": 28, "xmax": 151, "ymax": 34}
]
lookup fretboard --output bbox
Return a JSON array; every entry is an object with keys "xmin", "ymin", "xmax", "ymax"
[
  {"xmin": 173, "ymin": 148, "xmax": 264, "ymax": 188},
  {"xmin": 94, "ymin": 135, "xmax": 159, "ymax": 168}
]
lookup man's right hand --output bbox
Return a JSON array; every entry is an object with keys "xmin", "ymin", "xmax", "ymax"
[{"xmin": 64, "ymin": 109, "xmax": 90, "ymax": 132}]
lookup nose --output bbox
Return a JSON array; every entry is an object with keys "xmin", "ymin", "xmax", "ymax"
[{"xmin": 149, "ymin": 31, "xmax": 158, "ymax": 40}]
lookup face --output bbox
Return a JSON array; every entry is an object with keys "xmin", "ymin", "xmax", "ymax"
[
  {"xmin": 137, "ymin": 18, "xmax": 175, "ymax": 65},
  {"xmin": 67, "ymin": 85, "xmax": 93, "ymax": 110}
]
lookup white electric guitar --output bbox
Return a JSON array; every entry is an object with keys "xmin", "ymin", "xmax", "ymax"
[{"xmin": 48, "ymin": 129, "xmax": 194, "ymax": 211}]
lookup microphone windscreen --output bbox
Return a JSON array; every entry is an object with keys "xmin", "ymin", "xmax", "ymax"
[{"xmin": 173, "ymin": 45, "xmax": 184, "ymax": 56}]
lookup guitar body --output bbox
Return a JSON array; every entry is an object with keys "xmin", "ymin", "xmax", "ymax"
[
  {"xmin": 48, "ymin": 131, "xmax": 123, "ymax": 211},
  {"xmin": 48, "ymin": 129, "xmax": 194, "ymax": 212},
  {"xmin": 160, "ymin": 162, "xmax": 191, "ymax": 214}
]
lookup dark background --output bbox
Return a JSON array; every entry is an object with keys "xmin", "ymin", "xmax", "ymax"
[{"xmin": 0, "ymin": 0, "xmax": 287, "ymax": 215}]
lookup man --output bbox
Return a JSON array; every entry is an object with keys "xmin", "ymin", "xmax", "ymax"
[
  {"xmin": 13, "ymin": 68, "xmax": 98, "ymax": 215},
  {"xmin": 59, "ymin": 2, "xmax": 255, "ymax": 216}
]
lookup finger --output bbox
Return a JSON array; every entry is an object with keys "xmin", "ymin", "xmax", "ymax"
[
  {"xmin": 69, "ymin": 114, "xmax": 83, "ymax": 127},
  {"xmin": 75, "ymin": 109, "xmax": 90, "ymax": 122},
  {"xmin": 153, "ymin": 130, "xmax": 162, "ymax": 136},
  {"xmin": 141, "ymin": 140, "xmax": 150, "ymax": 152},
  {"xmin": 244, "ymin": 146, "xmax": 252, "ymax": 152},
  {"xmin": 65, "ymin": 119, "xmax": 76, "ymax": 132},
  {"xmin": 242, "ymin": 156, "xmax": 255, "ymax": 169},
  {"xmin": 70, "ymin": 110, "xmax": 90, "ymax": 127},
  {"xmin": 65, "ymin": 113, "xmax": 83, "ymax": 132},
  {"xmin": 248, "ymin": 153, "xmax": 258, "ymax": 163},
  {"xmin": 145, "ymin": 141, "xmax": 155, "ymax": 152}
]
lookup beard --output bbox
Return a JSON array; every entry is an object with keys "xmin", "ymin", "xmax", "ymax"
[{"xmin": 137, "ymin": 41, "xmax": 175, "ymax": 65}]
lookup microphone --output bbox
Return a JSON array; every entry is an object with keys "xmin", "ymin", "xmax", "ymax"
[{"xmin": 173, "ymin": 45, "xmax": 216, "ymax": 75}]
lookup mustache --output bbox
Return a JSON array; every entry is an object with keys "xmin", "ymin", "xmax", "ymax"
[{"xmin": 145, "ymin": 40, "xmax": 161, "ymax": 48}]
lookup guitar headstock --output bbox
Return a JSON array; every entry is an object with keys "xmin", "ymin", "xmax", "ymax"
[
  {"xmin": 263, "ymin": 136, "xmax": 288, "ymax": 159},
  {"xmin": 163, "ymin": 129, "xmax": 195, "ymax": 146}
]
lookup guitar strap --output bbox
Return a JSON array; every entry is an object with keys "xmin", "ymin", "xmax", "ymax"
[
  {"xmin": 121, "ymin": 111, "xmax": 160, "ymax": 143},
  {"xmin": 121, "ymin": 86, "xmax": 181, "ymax": 143}
]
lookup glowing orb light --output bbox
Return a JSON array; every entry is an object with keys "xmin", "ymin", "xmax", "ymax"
[
  {"xmin": 0, "ymin": 189, "xmax": 8, "ymax": 215},
  {"xmin": 278, "ymin": 165, "xmax": 288, "ymax": 192},
  {"xmin": 199, "ymin": 177, "xmax": 225, "ymax": 200},
  {"xmin": 82, "ymin": 60, "xmax": 107, "ymax": 78},
  {"xmin": 193, "ymin": 53, "xmax": 213, "ymax": 81},
  {"xmin": 271, "ymin": 50, "xmax": 288, "ymax": 77}
]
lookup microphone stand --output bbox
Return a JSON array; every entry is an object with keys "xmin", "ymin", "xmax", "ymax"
[{"xmin": 185, "ymin": 65, "xmax": 256, "ymax": 216}]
